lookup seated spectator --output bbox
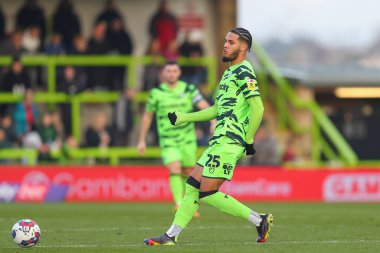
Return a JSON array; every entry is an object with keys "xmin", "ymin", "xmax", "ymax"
[
  {"xmin": 179, "ymin": 29, "xmax": 207, "ymax": 87},
  {"xmin": 66, "ymin": 34, "xmax": 88, "ymax": 89},
  {"xmin": 113, "ymin": 89, "xmax": 134, "ymax": 146},
  {"xmin": 250, "ymin": 122, "xmax": 280, "ymax": 166},
  {"xmin": 282, "ymin": 135, "xmax": 297, "ymax": 163},
  {"xmin": 163, "ymin": 40, "xmax": 179, "ymax": 61},
  {"xmin": 142, "ymin": 38, "xmax": 162, "ymax": 91},
  {"xmin": 21, "ymin": 25, "xmax": 43, "ymax": 87},
  {"xmin": 0, "ymin": 30, "xmax": 24, "ymax": 56},
  {"xmin": 57, "ymin": 66, "xmax": 85, "ymax": 94},
  {"xmin": 84, "ymin": 112, "xmax": 113, "ymax": 148},
  {"xmin": 22, "ymin": 124, "xmax": 42, "ymax": 159},
  {"xmin": 57, "ymin": 66, "xmax": 85, "ymax": 135},
  {"xmin": 21, "ymin": 26, "xmax": 41, "ymax": 54},
  {"xmin": 107, "ymin": 17, "xmax": 133, "ymax": 91},
  {"xmin": 69, "ymin": 34, "xmax": 88, "ymax": 54},
  {"xmin": 1, "ymin": 115, "xmax": 17, "ymax": 146},
  {"xmin": 1, "ymin": 57, "xmax": 31, "ymax": 94},
  {"xmin": 37, "ymin": 111, "xmax": 61, "ymax": 160},
  {"xmin": 96, "ymin": 0, "xmax": 123, "ymax": 33},
  {"xmin": 0, "ymin": 128, "xmax": 11, "ymax": 148},
  {"xmin": 87, "ymin": 21, "xmax": 110, "ymax": 90},
  {"xmin": 149, "ymin": 0, "xmax": 178, "ymax": 55},
  {"xmin": 51, "ymin": 110, "xmax": 64, "ymax": 144},
  {"xmin": 13, "ymin": 89, "xmax": 39, "ymax": 143},
  {"xmin": 52, "ymin": 0, "xmax": 81, "ymax": 51},
  {"xmin": 45, "ymin": 33, "xmax": 65, "ymax": 55},
  {"xmin": 61, "ymin": 135, "xmax": 79, "ymax": 163},
  {"xmin": 16, "ymin": 0, "xmax": 46, "ymax": 50}
]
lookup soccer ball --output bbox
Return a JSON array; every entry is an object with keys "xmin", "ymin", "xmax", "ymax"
[{"xmin": 11, "ymin": 219, "xmax": 41, "ymax": 247}]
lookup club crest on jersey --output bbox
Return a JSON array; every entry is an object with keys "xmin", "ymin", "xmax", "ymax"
[{"xmin": 247, "ymin": 79, "xmax": 256, "ymax": 90}]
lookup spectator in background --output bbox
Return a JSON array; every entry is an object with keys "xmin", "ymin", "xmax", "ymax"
[
  {"xmin": 250, "ymin": 122, "xmax": 280, "ymax": 166},
  {"xmin": 21, "ymin": 25, "xmax": 43, "ymax": 88},
  {"xmin": 0, "ymin": 30, "xmax": 24, "ymax": 56},
  {"xmin": 37, "ymin": 111, "xmax": 61, "ymax": 161},
  {"xmin": 1, "ymin": 115, "xmax": 17, "ymax": 146},
  {"xmin": 113, "ymin": 89, "xmax": 134, "ymax": 146},
  {"xmin": 1, "ymin": 57, "xmax": 31, "ymax": 94},
  {"xmin": 16, "ymin": 0, "xmax": 46, "ymax": 50},
  {"xmin": 107, "ymin": 17, "xmax": 133, "ymax": 91},
  {"xmin": 13, "ymin": 89, "xmax": 38, "ymax": 143},
  {"xmin": 179, "ymin": 29, "xmax": 207, "ymax": 87},
  {"xmin": 0, "ymin": 4, "xmax": 5, "ymax": 42},
  {"xmin": 0, "ymin": 128, "xmax": 11, "ymax": 148},
  {"xmin": 52, "ymin": 0, "xmax": 81, "ymax": 51},
  {"xmin": 142, "ymin": 38, "xmax": 162, "ymax": 91},
  {"xmin": 67, "ymin": 34, "xmax": 88, "ymax": 89},
  {"xmin": 51, "ymin": 110, "xmax": 64, "ymax": 141},
  {"xmin": 45, "ymin": 33, "xmax": 65, "ymax": 55},
  {"xmin": 282, "ymin": 135, "xmax": 297, "ymax": 163},
  {"xmin": 163, "ymin": 40, "xmax": 179, "ymax": 60},
  {"xmin": 87, "ymin": 21, "xmax": 110, "ymax": 90},
  {"xmin": 69, "ymin": 34, "xmax": 88, "ymax": 55},
  {"xmin": 84, "ymin": 112, "xmax": 113, "ymax": 147},
  {"xmin": 21, "ymin": 26, "xmax": 41, "ymax": 54},
  {"xmin": 96, "ymin": 0, "xmax": 123, "ymax": 33},
  {"xmin": 149, "ymin": 0, "xmax": 178, "ymax": 56},
  {"xmin": 57, "ymin": 66, "xmax": 85, "ymax": 135}
]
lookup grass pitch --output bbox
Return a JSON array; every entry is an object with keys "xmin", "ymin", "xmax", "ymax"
[{"xmin": 0, "ymin": 202, "xmax": 379, "ymax": 253}]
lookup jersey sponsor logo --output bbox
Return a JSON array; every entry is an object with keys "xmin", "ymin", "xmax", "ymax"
[
  {"xmin": 247, "ymin": 79, "xmax": 256, "ymax": 90},
  {"xmin": 219, "ymin": 84, "xmax": 229, "ymax": 92},
  {"xmin": 223, "ymin": 163, "xmax": 233, "ymax": 175}
]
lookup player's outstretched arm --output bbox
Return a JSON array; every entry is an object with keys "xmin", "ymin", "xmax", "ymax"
[
  {"xmin": 137, "ymin": 111, "xmax": 153, "ymax": 155},
  {"xmin": 245, "ymin": 96, "xmax": 264, "ymax": 155},
  {"xmin": 168, "ymin": 103, "xmax": 217, "ymax": 126}
]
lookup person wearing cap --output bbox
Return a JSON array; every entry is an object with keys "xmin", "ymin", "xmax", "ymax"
[{"xmin": 143, "ymin": 28, "xmax": 273, "ymax": 246}]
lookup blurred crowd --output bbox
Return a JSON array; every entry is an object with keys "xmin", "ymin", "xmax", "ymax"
[
  {"xmin": 0, "ymin": 0, "xmax": 288, "ymax": 166},
  {"xmin": 0, "ymin": 0, "xmax": 212, "ymax": 163}
]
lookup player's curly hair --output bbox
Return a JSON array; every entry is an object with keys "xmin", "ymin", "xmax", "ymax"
[{"xmin": 230, "ymin": 27, "xmax": 252, "ymax": 52}]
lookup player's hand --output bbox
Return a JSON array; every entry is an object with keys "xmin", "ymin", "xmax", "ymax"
[
  {"xmin": 168, "ymin": 112, "xmax": 177, "ymax": 126},
  {"xmin": 245, "ymin": 143, "xmax": 256, "ymax": 156},
  {"xmin": 168, "ymin": 112, "xmax": 185, "ymax": 126},
  {"xmin": 137, "ymin": 140, "xmax": 146, "ymax": 155}
]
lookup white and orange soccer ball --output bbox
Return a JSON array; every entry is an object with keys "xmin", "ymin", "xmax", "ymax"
[{"xmin": 11, "ymin": 219, "xmax": 41, "ymax": 247}]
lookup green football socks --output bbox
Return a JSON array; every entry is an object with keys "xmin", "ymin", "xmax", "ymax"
[
  {"xmin": 172, "ymin": 183, "xmax": 200, "ymax": 228},
  {"xmin": 169, "ymin": 174, "xmax": 184, "ymax": 205},
  {"xmin": 200, "ymin": 191, "xmax": 251, "ymax": 220}
]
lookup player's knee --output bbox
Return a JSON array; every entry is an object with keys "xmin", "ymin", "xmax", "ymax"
[
  {"xmin": 186, "ymin": 176, "xmax": 200, "ymax": 189},
  {"xmin": 182, "ymin": 167, "xmax": 193, "ymax": 177},
  {"xmin": 167, "ymin": 161, "xmax": 181, "ymax": 174},
  {"xmin": 199, "ymin": 190, "xmax": 218, "ymax": 200}
]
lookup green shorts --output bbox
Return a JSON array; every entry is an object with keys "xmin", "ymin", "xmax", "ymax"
[
  {"xmin": 197, "ymin": 136, "xmax": 245, "ymax": 181},
  {"xmin": 161, "ymin": 142, "xmax": 197, "ymax": 167}
]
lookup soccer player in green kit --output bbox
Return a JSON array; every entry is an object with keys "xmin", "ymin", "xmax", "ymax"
[
  {"xmin": 144, "ymin": 28, "xmax": 273, "ymax": 246},
  {"xmin": 137, "ymin": 61, "xmax": 213, "ymax": 213}
]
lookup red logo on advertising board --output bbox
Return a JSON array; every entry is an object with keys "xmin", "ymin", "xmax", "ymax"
[
  {"xmin": 15, "ymin": 171, "xmax": 49, "ymax": 202},
  {"xmin": 323, "ymin": 174, "xmax": 380, "ymax": 202}
]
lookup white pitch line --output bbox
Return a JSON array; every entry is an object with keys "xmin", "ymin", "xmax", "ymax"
[{"xmin": 2, "ymin": 240, "xmax": 380, "ymax": 249}]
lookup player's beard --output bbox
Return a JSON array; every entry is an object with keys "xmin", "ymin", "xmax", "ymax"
[{"xmin": 222, "ymin": 49, "xmax": 239, "ymax": 62}]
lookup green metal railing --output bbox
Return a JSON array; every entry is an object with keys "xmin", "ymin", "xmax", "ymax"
[
  {"xmin": 253, "ymin": 41, "xmax": 358, "ymax": 166},
  {"xmin": 0, "ymin": 52, "xmax": 361, "ymax": 166},
  {"xmin": 0, "ymin": 55, "xmax": 217, "ymax": 142},
  {"xmin": 0, "ymin": 55, "xmax": 217, "ymax": 93}
]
